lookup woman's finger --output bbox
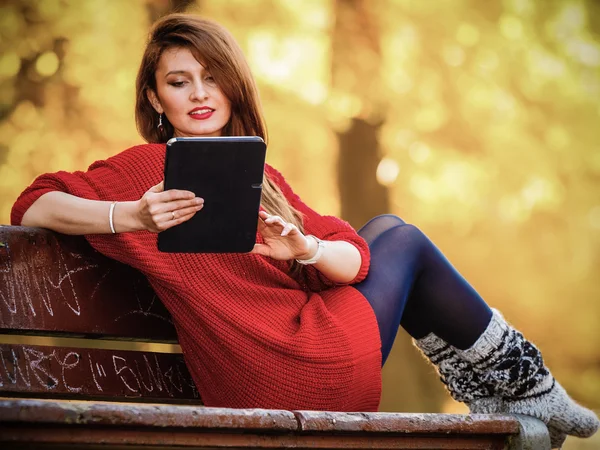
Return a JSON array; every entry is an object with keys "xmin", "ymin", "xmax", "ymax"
[
  {"xmin": 156, "ymin": 189, "xmax": 196, "ymax": 203},
  {"xmin": 154, "ymin": 211, "xmax": 176, "ymax": 225},
  {"xmin": 174, "ymin": 204, "xmax": 204, "ymax": 218},
  {"xmin": 161, "ymin": 211, "xmax": 197, "ymax": 230},
  {"xmin": 264, "ymin": 215, "xmax": 285, "ymax": 226},
  {"xmin": 250, "ymin": 243, "xmax": 270, "ymax": 256},
  {"xmin": 280, "ymin": 223, "xmax": 297, "ymax": 236},
  {"xmin": 264, "ymin": 214, "xmax": 281, "ymax": 222},
  {"xmin": 149, "ymin": 197, "xmax": 203, "ymax": 215},
  {"xmin": 158, "ymin": 203, "xmax": 202, "ymax": 223},
  {"xmin": 154, "ymin": 209, "xmax": 178, "ymax": 224}
]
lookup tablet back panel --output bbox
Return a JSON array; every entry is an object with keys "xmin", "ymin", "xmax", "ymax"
[{"xmin": 158, "ymin": 137, "xmax": 266, "ymax": 253}]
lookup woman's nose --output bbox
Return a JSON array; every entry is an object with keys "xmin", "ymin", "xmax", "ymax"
[{"xmin": 190, "ymin": 81, "xmax": 208, "ymax": 100}]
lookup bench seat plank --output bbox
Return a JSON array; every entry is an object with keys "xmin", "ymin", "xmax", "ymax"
[
  {"xmin": 0, "ymin": 427, "xmax": 514, "ymax": 449},
  {"xmin": 0, "ymin": 398, "xmax": 526, "ymax": 449},
  {"xmin": 293, "ymin": 410, "xmax": 520, "ymax": 434},
  {"xmin": 0, "ymin": 398, "xmax": 297, "ymax": 430}
]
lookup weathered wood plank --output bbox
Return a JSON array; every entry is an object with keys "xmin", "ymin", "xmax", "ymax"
[
  {"xmin": 0, "ymin": 399, "xmax": 525, "ymax": 449},
  {"xmin": 0, "ymin": 427, "xmax": 511, "ymax": 449},
  {"xmin": 0, "ymin": 399, "xmax": 295, "ymax": 429},
  {"xmin": 0, "ymin": 226, "xmax": 177, "ymax": 341},
  {"xmin": 293, "ymin": 410, "xmax": 520, "ymax": 435},
  {"xmin": 0, "ymin": 344, "xmax": 199, "ymax": 402}
]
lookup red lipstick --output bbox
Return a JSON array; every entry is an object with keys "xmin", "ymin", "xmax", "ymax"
[{"xmin": 189, "ymin": 107, "xmax": 214, "ymax": 120}]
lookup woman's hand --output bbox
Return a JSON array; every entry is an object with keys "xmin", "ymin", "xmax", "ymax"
[
  {"xmin": 251, "ymin": 211, "xmax": 315, "ymax": 260},
  {"xmin": 136, "ymin": 181, "xmax": 204, "ymax": 232}
]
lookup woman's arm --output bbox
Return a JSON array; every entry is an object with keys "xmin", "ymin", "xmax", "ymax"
[
  {"xmin": 21, "ymin": 191, "xmax": 141, "ymax": 234},
  {"xmin": 260, "ymin": 165, "xmax": 370, "ymax": 290},
  {"xmin": 252, "ymin": 211, "xmax": 363, "ymax": 284},
  {"xmin": 20, "ymin": 182, "xmax": 203, "ymax": 235},
  {"xmin": 298, "ymin": 237, "xmax": 362, "ymax": 284}
]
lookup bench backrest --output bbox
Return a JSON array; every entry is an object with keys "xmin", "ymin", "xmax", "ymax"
[{"xmin": 0, "ymin": 226, "xmax": 200, "ymax": 403}]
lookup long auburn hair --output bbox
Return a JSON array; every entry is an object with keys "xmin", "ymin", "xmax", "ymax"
[{"xmin": 135, "ymin": 14, "xmax": 305, "ymax": 254}]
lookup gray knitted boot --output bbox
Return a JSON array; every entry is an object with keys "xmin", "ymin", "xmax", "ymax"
[
  {"xmin": 415, "ymin": 334, "xmax": 566, "ymax": 447},
  {"xmin": 455, "ymin": 309, "xmax": 599, "ymax": 448},
  {"xmin": 415, "ymin": 331, "xmax": 582, "ymax": 448},
  {"xmin": 413, "ymin": 333, "xmax": 499, "ymax": 405}
]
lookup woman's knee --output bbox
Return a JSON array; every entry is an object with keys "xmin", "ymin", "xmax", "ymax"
[
  {"xmin": 390, "ymin": 223, "xmax": 428, "ymax": 243},
  {"xmin": 373, "ymin": 222, "xmax": 431, "ymax": 255},
  {"xmin": 358, "ymin": 214, "xmax": 407, "ymax": 244}
]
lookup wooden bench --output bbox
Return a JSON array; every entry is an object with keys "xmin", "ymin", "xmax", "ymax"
[{"xmin": 0, "ymin": 225, "xmax": 552, "ymax": 449}]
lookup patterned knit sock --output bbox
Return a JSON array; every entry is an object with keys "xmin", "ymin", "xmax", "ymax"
[
  {"xmin": 456, "ymin": 309, "xmax": 599, "ymax": 448},
  {"xmin": 413, "ymin": 333, "xmax": 496, "ymax": 404},
  {"xmin": 414, "ymin": 334, "xmax": 568, "ymax": 448}
]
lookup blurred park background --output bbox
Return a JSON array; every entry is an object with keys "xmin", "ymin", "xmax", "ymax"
[{"xmin": 0, "ymin": 0, "xmax": 599, "ymax": 446}]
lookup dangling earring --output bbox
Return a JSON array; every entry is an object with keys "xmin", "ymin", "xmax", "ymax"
[{"xmin": 157, "ymin": 113, "xmax": 164, "ymax": 132}]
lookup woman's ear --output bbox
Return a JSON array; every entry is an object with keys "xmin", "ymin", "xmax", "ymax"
[{"xmin": 147, "ymin": 89, "xmax": 164, "ymax": 114}]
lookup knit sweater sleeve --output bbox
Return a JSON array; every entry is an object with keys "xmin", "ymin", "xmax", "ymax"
[
  {"xmin": 265, "ymin": 165, "xmax": 370, "ymax": 291},
  {"xmin": 11, "ymin": 145, "xmax": 160, "ymax": 227},
  {"xmin": 10, "ymin": 144, "xmax": 170, "ymax": 279},
  {"xmin": 12, "ymin": 163, "xmax": 134, "ymax": 227}
]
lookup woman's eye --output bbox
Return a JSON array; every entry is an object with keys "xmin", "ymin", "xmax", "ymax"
[
  {"xmin": 205, "ymin": 75, "xmax": 215, "ymax": 83},
  {"xmin": 169, "ymin": 81, "xmax": 186, "ymax": 87}
]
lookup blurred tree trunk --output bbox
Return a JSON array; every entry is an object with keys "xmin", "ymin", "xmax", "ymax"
[
  {"xmin": 331, "ymin": 0, "xmax": 388, "ymax": 227},
  {"xmin": 331, "ymin": 0, "xmax": 447, "ymax": 413}
]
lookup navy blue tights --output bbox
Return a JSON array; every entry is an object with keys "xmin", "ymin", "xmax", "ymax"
[{"xmin": 354, "ymin": 215, "xmax": 493, "ymax": 365}]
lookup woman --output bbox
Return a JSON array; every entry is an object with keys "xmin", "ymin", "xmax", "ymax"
[{"xmin": 11, "ymin": 14, "xmax": 597, "ymax": 448}]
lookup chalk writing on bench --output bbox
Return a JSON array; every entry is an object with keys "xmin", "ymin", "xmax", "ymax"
[
  {"xmin": 0, "ymin": 345, "xmax": 198, "ymax": 399},
  {"xmin": 0, "ymin": 243, "xmax": 95, "ymax": 318},
  {"xmin": 113, "ymin": 280, "xmax": 172, "ymax": 325},
  {"xmin": 0, "ymin": 242, "xmax": 172, "ymax": 325}
]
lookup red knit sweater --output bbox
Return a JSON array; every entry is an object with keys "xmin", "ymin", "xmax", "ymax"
[{"xmin": 11, "ymin": 144, "xmax": 382, "ymax": 411}]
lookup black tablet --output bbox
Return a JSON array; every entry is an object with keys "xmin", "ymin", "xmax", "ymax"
[{"xmin": 158, "ymin": 136, "xmax": 266, "ymax": 253}]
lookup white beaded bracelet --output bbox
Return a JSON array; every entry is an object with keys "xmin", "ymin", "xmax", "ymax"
[{"xmin": 109, "ymin": 201, "xmax": 117, "ymax": 234}]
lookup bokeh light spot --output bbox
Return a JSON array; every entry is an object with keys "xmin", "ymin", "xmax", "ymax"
[
  {"xmin": 589, "ymin": 206, "xmax": 600, "ymax": 229},
  {"xmin": 408, "ymin": 142, "xmax": 431, "ymax": 164},
  {"xmin": 566, "ymin": 39, "xmax": 600, "ymax": 67},
  {"xmin": 410, "ymin": 174, "xmax": 437, "ymax": 202},
  {"xmin": 376, "ymin": 158, "xmax": 400, "ymax": 186},
  {"xmin": 499, "ymin": 15, "xmax": 523, "ymax": 40},
  {"xmin": 456, "ymin": 23, "xmax": 479, "ymax": 47},
  {"xmin": 36, "ymin": 51, "xmax": 60, "ymax": 77},
  {"xmin": 0, "ymin": 52, "xmax": 21, "ymax": 78},
  {"xmin": 414, "ymin": 106, "xmax": 446, "ymax": 132},
  {"xmin": 443, "ymin": 44, "xmax": 466, "ymax": 67},
  {"xmin": 10, "ymin": 101, "xmax": 39, "ymax": 129},
  {"xmin": 498, "ymin": 196, "xmax": 529, "ymax": 223}
]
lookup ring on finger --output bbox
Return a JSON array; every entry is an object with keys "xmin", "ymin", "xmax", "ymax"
[{"xmin": 172, "ymin": 211, "xmax": 176, "ymax": 220}]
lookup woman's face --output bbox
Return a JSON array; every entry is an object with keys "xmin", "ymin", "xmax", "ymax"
[{"xmin": 148, "ymin": 47, "xmax": 232, "ymax": 138}]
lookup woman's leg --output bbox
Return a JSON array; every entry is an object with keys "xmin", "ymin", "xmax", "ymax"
[
  {"xmin": 354, "ymin": 214, "xmax": 492, "ymax": 363},
  {"xmin": 355, "ymin": 215, "xmax": 598, "ymax": 447}
]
